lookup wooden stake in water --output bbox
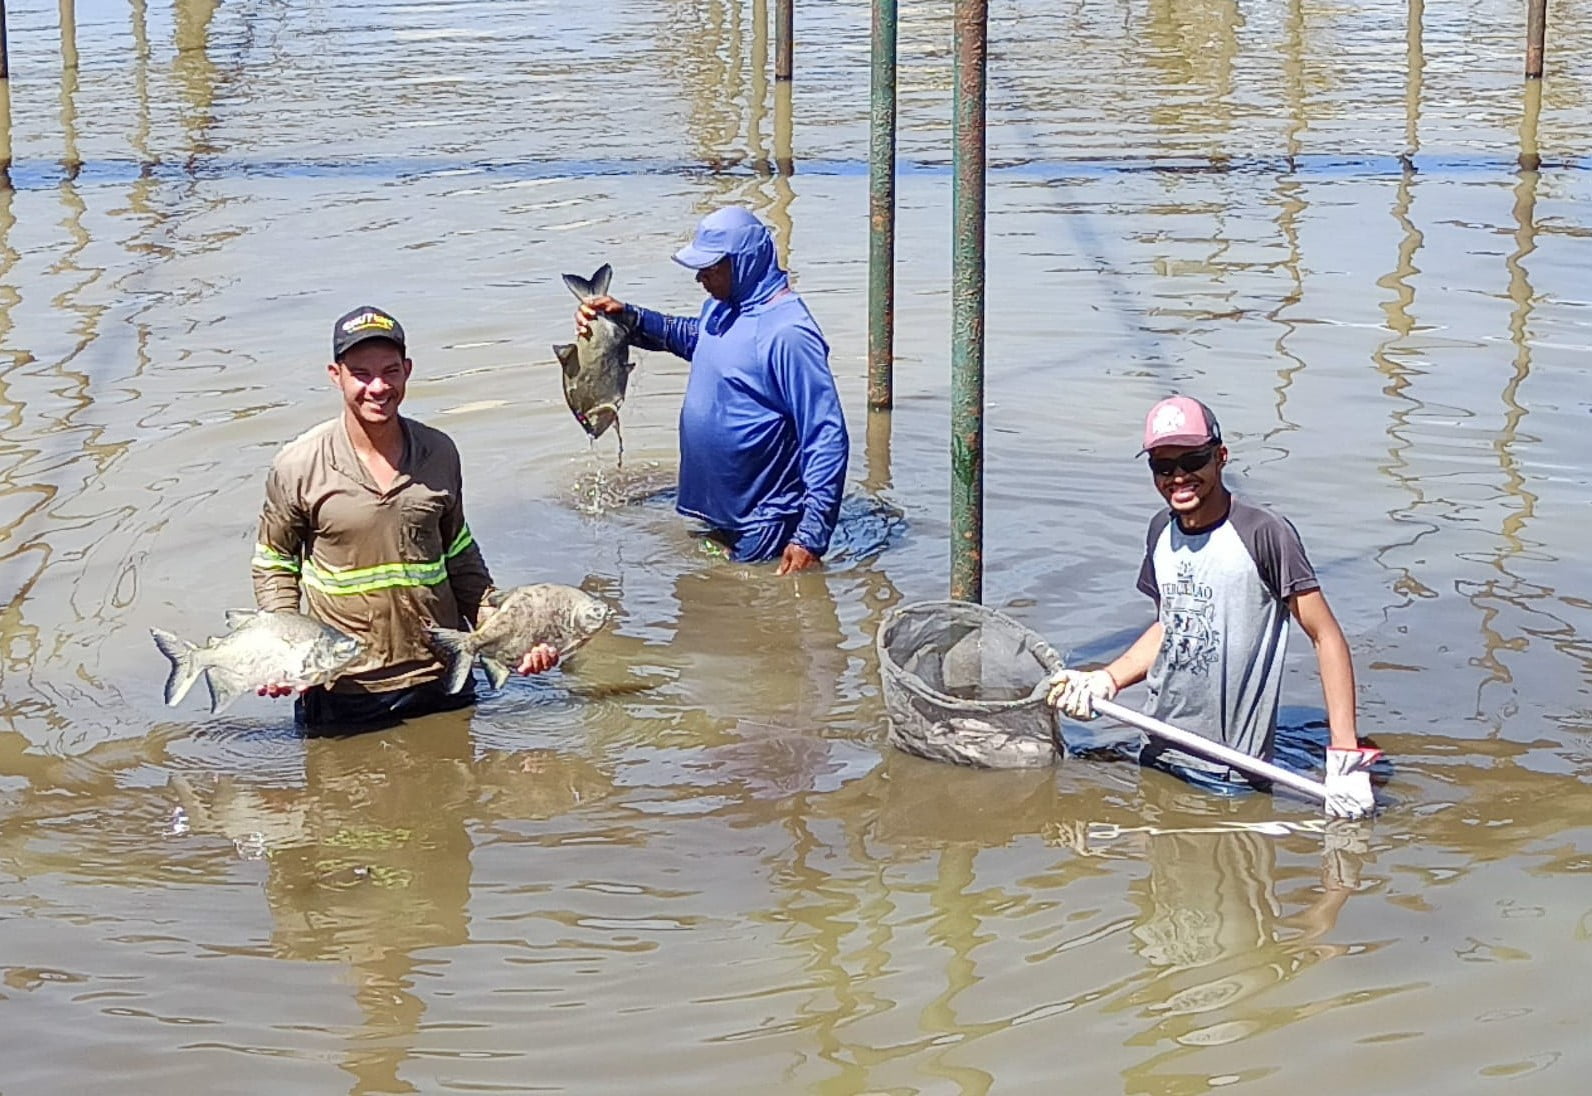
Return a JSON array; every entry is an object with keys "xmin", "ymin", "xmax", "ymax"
[
  {"xmin": 1526, "ymin": 0, "xmax": 1548, "ymax": 79},
  {"xmin": 775, "ymin": 0, "xmax": 792, "ymax": 81}
]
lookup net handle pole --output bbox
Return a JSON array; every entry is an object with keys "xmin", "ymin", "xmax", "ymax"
[{"xmin": 1091, "ymin": 697, "xmax": 1329, "ymax": 804}]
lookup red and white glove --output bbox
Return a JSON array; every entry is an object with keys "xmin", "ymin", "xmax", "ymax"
[{"xmin": 1324, "ymin": 747, "xmax": 1382, "ymax": 819}]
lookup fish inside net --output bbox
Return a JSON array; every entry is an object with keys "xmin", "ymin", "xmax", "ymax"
[{"xmin": 876, "ymin": 600, "xmax": 1065, "ymax": 769}]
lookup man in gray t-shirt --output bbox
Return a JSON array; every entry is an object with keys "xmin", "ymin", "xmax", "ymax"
[{"xmin": 1048, "ymin": 396, "xmax": 1382, "ymax": 819}]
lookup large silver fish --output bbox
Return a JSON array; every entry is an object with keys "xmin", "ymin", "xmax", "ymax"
[
  {"xmin": 554, "ymin": 263, "xmax": 636, "ymax": 443},
  {"xmin": 426, "ymin": 584, "xmax": 612, "ymax": 693},
  {"xmin": 150, "ymin": 610, "xmax": 364, "ymax": 715}
]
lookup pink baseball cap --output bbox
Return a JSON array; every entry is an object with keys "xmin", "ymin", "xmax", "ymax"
[{"xmin": 1139, "ymin": 396, "xmax": 1222, "ymax": 454}]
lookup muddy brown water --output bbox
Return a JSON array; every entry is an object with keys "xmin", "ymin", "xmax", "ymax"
[{"xmin": 1, "ymin": 1, "xmax": 1589, "ymax": 1092}]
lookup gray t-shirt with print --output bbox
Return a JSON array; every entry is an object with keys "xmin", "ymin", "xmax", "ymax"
[{"xmin": 1135, "ymin": 496, "xmax": 1319, "ymax": 778}]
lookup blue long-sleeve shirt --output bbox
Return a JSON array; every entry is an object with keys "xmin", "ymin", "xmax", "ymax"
[{"xmin": 627, "ymin": 221, "xmax": 849, "ymax": 558}]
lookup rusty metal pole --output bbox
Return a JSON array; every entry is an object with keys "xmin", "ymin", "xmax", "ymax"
[
  {"xmin": 1526, "ymin": 0, "xmax": 1548, "ymax": 79},
  {"xmin": 950, "ymin": 0, "xmax": 987, "ymax": 604},
  {"xmin": 868, "ymin": 0, "xmax": 898, "ymax": 411},
  {"xmin": 775, "ymin": 0, "xmax": 792, "ymax": 81}
]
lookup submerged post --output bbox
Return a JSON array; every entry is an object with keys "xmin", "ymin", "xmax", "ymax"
[
  {"xmin": 775, "ymin": 0, "xmax": 793, "ymax": 81},
  {"xmin": 950, "ymin": 0, "xmax": 987, "ymax": 603},
  {"xmin": 868, "ymin": 0, "xmax": 898, "ymax": 411},
  {"xmin": 61, "ymin": 0, "xmax": 77, "ymax": 71},
  {"xmin": 1525, "ymin": 0, "xmax": 1547, "ymax": 79}
]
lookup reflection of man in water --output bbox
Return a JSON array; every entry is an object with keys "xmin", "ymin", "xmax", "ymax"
[
  {"xmin": 575, "ymin": 207, "xmax": 849, "ymax": 573},
  {"xmin": 1048, "ymin": 396, "xmax": 1383, "ymax": 819},
  {"xmin": 1123, "ymin": 826, "xmax": 1366, "ymax": 1035},
  {"xmin": 667, "ymin": 565, "xmax": 848, "ymax": 738}
]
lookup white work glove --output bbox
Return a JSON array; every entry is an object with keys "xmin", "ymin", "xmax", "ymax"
[
  {"xmin": 1045, "ymin": 668, "xmax": 1117, "ymax": 721},
  {"xmin": 1323, "ymin": 747, "xmax": 1382, "ymax": 819}
]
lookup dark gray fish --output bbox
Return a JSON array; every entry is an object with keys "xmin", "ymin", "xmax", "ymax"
[
  {"xmin": 150, "ymin": 610, "xmax": 364, "ymax": 715},
  {"xmin": 426, "ymin": 583, "xmax": 612, "ymax": 693},
  {"xmin": 554, "ymin": 263, "xmax": 636, "ymax": 444}
]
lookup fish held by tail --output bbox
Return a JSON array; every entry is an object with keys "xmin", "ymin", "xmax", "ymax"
[{"xmin": 562, "ymin": 263, "xmax": 613, "ymax": 302}]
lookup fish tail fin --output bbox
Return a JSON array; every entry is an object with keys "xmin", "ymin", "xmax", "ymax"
[
  {"xmin": 481, "ymin": 656, "xmax": 513, "ymax": 692},
  {"xmin": 150, "ymin": 628, "xmax": 205, "ymax": 708},
  {"xmin": 426, "ymin": 626, "xmax": 477, "ymax": 694},
  {"xmin": 206, "ymin": 668, "xmax": 248, "ymax": 715},
  {"xmin": 562, "ymin": 263, "xmax": 613, "ymax": 301}
]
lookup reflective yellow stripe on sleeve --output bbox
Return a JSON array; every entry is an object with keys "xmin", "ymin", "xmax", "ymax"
[
  {"xmin": 252, "ymin": 543, "xmax": 302, "ymax": 575},
  {"xmin": 445, "ymin": 524, "xmax": 474, "ymax": 559}
]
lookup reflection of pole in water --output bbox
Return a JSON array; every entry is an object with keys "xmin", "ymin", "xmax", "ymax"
[
  {"xmin": 1525, "ymin": 0, "xmax": 1548, "ymax": 80},
  {"xmin": 749, "ymin": 0, "xmax": 768, "ymax": 170},
  {"xmin": 868, "ymin": 0, "xmax": 897, "ymax": 412},
  {"xmin": 1501, "ymin": 100, "xmax": 1541, "ymax": 545},
  {"xmin": 1368, "ymin": 0, "xmax": 1433, "ymax": 605},
  {"xmin": 924, "ymin": 844, "xmax": 994, "ymax": 1092},
  {"xmin": 1262, "ymin": 0, "xmax": 1312, "ymax": 422},
  {"xmin": 950, "ymin": 0, "xmax": 986, "ymax": 604},
  {"xmin": 769, "ymin": 81, "xmax": 795, "ymax": 268}
]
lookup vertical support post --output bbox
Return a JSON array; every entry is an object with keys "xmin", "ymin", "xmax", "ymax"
[
  {"xmin": 950, "ymin": 0, "xmax": 987, "ymax": 604},
  {"xmin": 1525, "ymin": 0, "xmax": 1547, "ymax": 79},
  {"xmin": 868, "ymin": 0, "xmax": 898, "ymax": 411},
  {"xmin": 60, "ymin": 0, "xmax": 78, "ymax": 71},
  {"xmin": 775, "ymin": 0, "xmax": 793, "ymax": 81},
  {"xmin": 0, "ymin": 0, "xmax": 10, "ymax": 80}
]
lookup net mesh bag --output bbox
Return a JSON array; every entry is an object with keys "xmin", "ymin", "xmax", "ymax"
[{"xmin": 876, "ymin": 600, "xmax": 1065, "ymax": 769}]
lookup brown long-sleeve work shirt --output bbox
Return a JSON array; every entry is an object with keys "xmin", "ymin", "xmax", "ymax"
[{"xmin": 251, "ymin": 415, "xmax": 493, "ymax": 694}]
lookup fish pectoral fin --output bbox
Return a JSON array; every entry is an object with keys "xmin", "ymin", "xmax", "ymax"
[
  {"xmin": 481, "ymin": 656, "xmax": 514, "ymax": 692},
  {"xmin": 205, "ymin": 668, "xmax": 248, "ymax": 716},
  {"xmin": 223, "ymin": 609, "xmax": 258, "ymax": 629},
  {"xmin": 553, "ymin": 343, "xmax": 581, "ymax": 377}
]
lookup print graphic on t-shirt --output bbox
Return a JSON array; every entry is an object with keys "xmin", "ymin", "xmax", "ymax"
[{"xmin": 1161, "ymin": 561, "xmax": 1220, "ymax": 675}]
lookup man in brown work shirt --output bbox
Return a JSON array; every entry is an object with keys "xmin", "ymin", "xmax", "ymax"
[{"xmin": 251, "ymin": 305, "xmax": 557, "ymax": 730}]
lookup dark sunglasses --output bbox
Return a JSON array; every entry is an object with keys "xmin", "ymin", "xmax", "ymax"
[{"xmin": 1148, "ymin": 446, "xmax": 1217, "ymax": 477}]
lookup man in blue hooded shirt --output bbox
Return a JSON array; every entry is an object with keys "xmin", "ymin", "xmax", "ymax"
[{"xmin": 576, "ymin": 207, "xmax": 849, "ymax": 574}]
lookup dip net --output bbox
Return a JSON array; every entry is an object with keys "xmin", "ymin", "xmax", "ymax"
[{"xmin": 876, "ymin": 600, "xmax": 1064, "ymax": 769}]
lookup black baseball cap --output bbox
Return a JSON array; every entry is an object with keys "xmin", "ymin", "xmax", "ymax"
[{"xmin": 332, "ymin": 306, "xmax": 406, "ymax": 359}]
